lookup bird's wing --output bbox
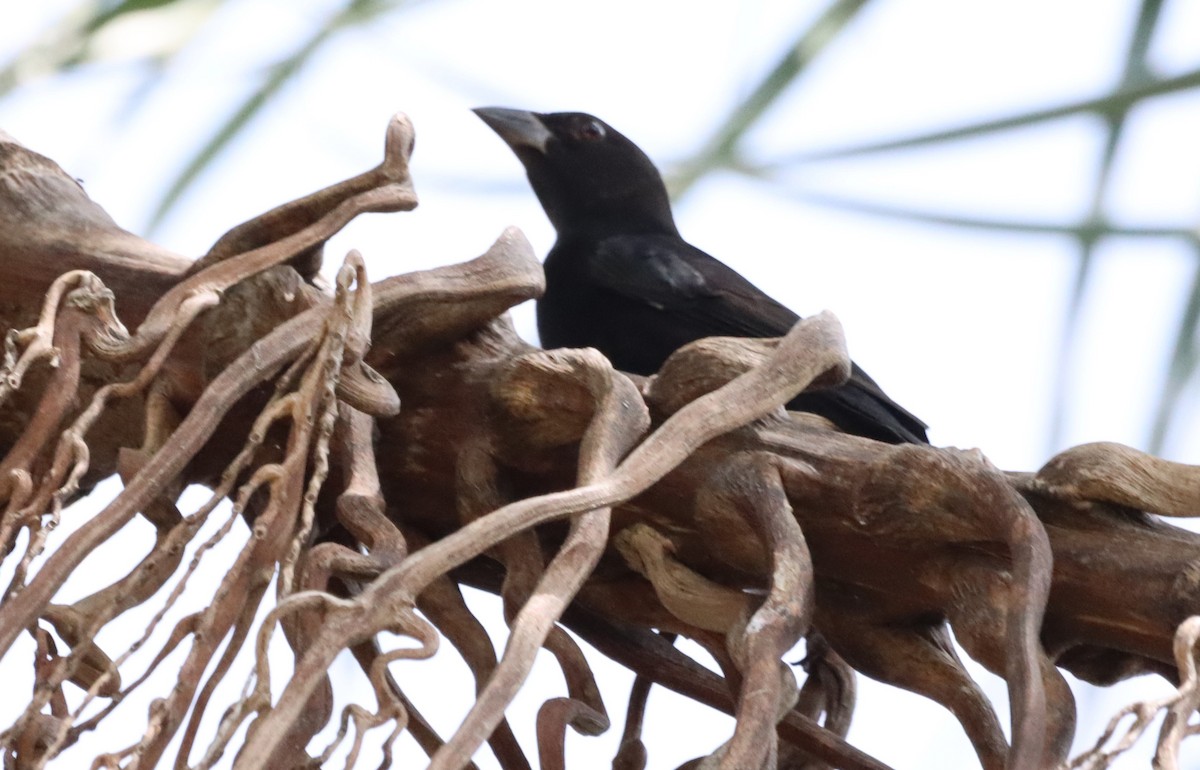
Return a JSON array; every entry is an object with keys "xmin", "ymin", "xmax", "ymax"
[
  {"xmin": 588, "ymin": 234, "xmax": 929, "ymax": 442},
  {"xmin": 588, "ymin": 234, "xmax": 800, "ymax": 338}
]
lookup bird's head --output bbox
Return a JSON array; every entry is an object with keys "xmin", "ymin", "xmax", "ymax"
[{"xmin": 473, "ymin": 107, "xmax": 677, "ymax": 238}]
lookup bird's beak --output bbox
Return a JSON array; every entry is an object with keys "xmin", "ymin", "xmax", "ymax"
[{"xmin": 473, "ymin": 107, "xmax": 553, "ymax": 154}]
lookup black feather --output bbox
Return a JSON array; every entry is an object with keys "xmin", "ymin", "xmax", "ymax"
[{"xmin": 475, "ymin": 107, "xmax": 928, "ymax": 444}]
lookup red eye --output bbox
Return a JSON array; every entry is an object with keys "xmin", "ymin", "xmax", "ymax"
[{"xmin": 575, "ymin": 120, "xmax": 606, "ymax": 141}]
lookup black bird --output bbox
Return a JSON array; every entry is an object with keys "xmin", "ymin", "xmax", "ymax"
[{"xmin": 474, "ymin": 107, "xmax": 927, "ymax": 444}]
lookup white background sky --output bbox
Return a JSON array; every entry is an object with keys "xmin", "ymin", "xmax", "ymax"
[{"xmin": 2, "ymin": 1, "xmax": 1200, "ymax": 768}]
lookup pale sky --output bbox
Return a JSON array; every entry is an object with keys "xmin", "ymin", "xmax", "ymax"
[{"xmin": 2, "ymin": 1, "xmax": 1200, "ymax": 767}]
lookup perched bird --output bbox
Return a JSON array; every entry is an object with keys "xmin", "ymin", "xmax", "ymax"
[{"xmin": 474, "ymin": 107, "xmax": 927, "ymax": 444}]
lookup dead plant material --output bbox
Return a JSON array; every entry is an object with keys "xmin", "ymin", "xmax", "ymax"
[{"xmin": 1, "ymin": 114, "xmax": 1198, "ymax": 770}]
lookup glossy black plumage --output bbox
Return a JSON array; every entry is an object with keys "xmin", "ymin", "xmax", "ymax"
[{"xmin": 474, "ymin": 107, "xmax": 928, "ymax": 444}]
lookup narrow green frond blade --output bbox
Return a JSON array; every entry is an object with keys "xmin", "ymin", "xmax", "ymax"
[
  {"xmin": 145, "ymin": 35, "xmax": 327, "ymax": 232},
  {"xmin": 0, "ymin": 0, "xmax": 225, "ymax": 96},
  {"xmin": 1048, "ymin": 0, "xmax": 1167, "ymax": 451},
  {"xmin": 85, "ymin": 0, "xmax": 191, "ymax": 32},
  {"xmin": 670, "ymin": 0, "xmax": 873, "ymax": 196},
  {"xmin": 146, "ymin": 0, "xmax": 417, "ymax": 232},
  {"xmin": 768, "ymin": 66, "xmax": 1200, "ymax": 168},
  {"xmin": 770, "ymin": 188, "xmax": 1193, "ymax": 239},
  {"xmin": 1150, "ymin": 251, "xmax": 1200, "ymax": 453},
  {"xmin": 0, "ymin": 0, "xmax": 101, "ymax": 95}
]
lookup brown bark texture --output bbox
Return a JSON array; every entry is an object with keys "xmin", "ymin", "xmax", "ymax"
[{"xmin": 0, "ymin": 114, "xmax": 1198, "ymax": 770}]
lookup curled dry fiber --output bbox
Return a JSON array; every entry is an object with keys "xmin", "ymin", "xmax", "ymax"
[{"xmin": 0, "ymin": 115, "xmax": 1198, "ymax": 770}]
